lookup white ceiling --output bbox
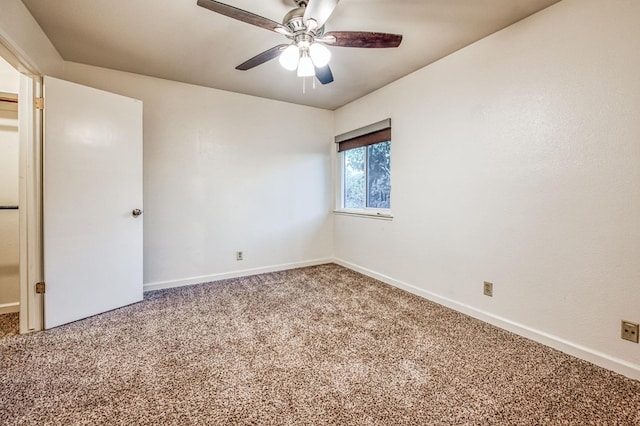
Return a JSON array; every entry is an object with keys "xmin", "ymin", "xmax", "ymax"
[{"xmin": 21, "ymin": 0, "xmax": 560, "ymax": 110}]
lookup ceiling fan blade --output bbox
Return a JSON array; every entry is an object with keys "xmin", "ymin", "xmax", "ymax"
[
  {"xmin": 236, "ymin": 45, "xmax": 288, "ymax": 71},
  {"xmin": 315, "ymin": 65, "xmax": 334, "ymax": 85},
  {"xmin": 322, "ymin": 31, "xmax": 403, "ymax": 48},
  {"xmin": 303, "ymin": 0, "xmax": 340, "ymax": 29},
  {"xmin": 197, "ymin": 0, "xmax": 289, "ymax": 34}
]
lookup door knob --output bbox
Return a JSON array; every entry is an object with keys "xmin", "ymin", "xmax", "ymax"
[{"xmin": 132, "ymin": 209, "xmax": 143, "ymax": 217}]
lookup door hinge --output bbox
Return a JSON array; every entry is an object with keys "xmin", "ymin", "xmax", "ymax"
[
  {"xmin": 35, "ymin": 97, "xmax": 44, "ymax": 110},
  {"xmin": 35, "ymin": 282, "xmax": 45, "ymax": 294}
]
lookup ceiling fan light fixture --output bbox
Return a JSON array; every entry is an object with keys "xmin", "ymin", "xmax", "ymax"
[
  {"xmin": 197, "ymin": 0, "xmax": 403, "ymax": 85},
  {"xmin": 279, "ymin": 44, "xmax": 300, "ymax": 71},
  {"xmin": 309, "ymin": 42, "xmax": 331, "ymax": 68},
  {"xmin": 297, "ymin": 53, "xmax": 315, "ymax": 77}
]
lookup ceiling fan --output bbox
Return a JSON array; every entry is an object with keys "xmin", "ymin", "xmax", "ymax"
[{"xmin": 197, "ymin": 0, "xmax": 403, "ymax": 84}]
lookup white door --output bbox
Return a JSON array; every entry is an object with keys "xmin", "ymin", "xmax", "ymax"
[{"xmin": 43, "ymin": 76, "xmax": 143, "ymax": 329}]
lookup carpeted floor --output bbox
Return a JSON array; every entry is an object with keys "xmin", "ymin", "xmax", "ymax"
[
  {"xmin": 0, "ymin": 312, "xmax": 19, "ymax": 339},
  {"xmin": 1, "ymin": 264, "xmax": 639, "ymax": 425}
]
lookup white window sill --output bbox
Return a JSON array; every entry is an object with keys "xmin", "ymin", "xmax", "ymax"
[{"xmin": 333, "ymin": 210, "xmax": 394, "ymax": 221}]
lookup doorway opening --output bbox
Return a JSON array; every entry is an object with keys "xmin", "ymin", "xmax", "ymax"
[
  {"xmin": 0, "ymin": 55, "xmax": 21, "ymax": 337},
  {"xmin": 0, "ymin": 40, "xmax": 44, "ymax": 336}
]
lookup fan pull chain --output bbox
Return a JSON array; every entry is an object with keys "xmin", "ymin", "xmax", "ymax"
[{"xmin": 302, "ymin": 77, "xmax": 316, "ymax": 94}]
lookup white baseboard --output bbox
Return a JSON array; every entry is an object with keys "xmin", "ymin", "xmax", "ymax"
[
  {"xmin": 143, "ymin": 258, "xmax": 334, "ymax": 292},
  {"xmin": 0, "ymin": 302, "xmax": 19, "ymax": 315},
  {"xmin": 333, "ymin": 258, "xmax": 640, "ymax": 381}
]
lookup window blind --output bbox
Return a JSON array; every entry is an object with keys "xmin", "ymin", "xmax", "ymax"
[{"xmin": 335, "ymin": 118, "xmax": 391, "ymax": 152}]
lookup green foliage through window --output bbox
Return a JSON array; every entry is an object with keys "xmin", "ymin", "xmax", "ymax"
[{"xmin": 343, "ymin": 141, "xmax": 390, "ymax": 209}]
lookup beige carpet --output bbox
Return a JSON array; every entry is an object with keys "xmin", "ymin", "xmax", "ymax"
[
  {"xmin": 1, "ymin": 264, "xmax": 639, "ymax": 425},
  {"xmin": 0, "ymin": 312, "xmax": 19, "ymax": 339}
]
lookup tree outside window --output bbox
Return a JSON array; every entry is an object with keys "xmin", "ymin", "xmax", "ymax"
[{"xmin": 343, "ymin": 141, "xmax": 390, "ymax": 209}]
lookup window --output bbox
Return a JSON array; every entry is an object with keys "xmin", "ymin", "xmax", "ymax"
[
  {"xmin": 336, "ymin": 119, "xmax": 391, "ymax": 212},
  {"xmin": 343, "ymin": 142, "xmax": 391, "ymax": 209}
]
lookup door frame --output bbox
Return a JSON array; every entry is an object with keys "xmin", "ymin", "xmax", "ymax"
[
  {"xmin": 19, "ymin": 73, "xmax": 43, "ymax": 333},
  {"xmin": 0, "ymin": 38, "xmax": 44, "ymax": 333}
]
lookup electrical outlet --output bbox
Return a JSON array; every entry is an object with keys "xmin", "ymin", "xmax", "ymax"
[
  {"xmin": 621, "ymin": 321, "xmax": 639, "ymax": 343},
  {"xmin": 236, "ymin": 251, "xmax": 243, "ymax": 261},
  {"xmin": 483, "ymin": 281, "xmax": 493, "ymax": 297}
]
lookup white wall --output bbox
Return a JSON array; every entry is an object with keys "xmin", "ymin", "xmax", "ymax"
[
  {"xmin": 0, "ymin": 55, "xmax": 20, "ymax": 93},
  {"xmin": 63, "ymin": 62, "xmax": 334, "ymax": 288},
  {"xmin": 0, "ymin": 57, "xmax": 20, "ymax": 311},
  {"xmin": 334, "ymin": 0, "xmax": 640, "ymax": 379}
]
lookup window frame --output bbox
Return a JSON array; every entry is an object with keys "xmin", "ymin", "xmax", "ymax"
[{"xmin": 334, "ymin": 119, "xmax": 393, "ymax": 220}]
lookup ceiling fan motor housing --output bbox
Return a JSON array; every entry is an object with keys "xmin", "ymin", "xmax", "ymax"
[
  {"xmin": 283, "ymin": 8, "xmax": 306, "ymax": 32},
  {"xmin": 283, "ymin": 7, "xmax": 325, "ymax": 41}
]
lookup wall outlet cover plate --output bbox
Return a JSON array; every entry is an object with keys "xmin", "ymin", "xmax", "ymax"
[
  {"xmin": 483, "ymin": 281, "xmax": 493, "ymax": 297},
  {"xmin": 621, "ymin": 321, "xmax": 639, "ymax": 343}
]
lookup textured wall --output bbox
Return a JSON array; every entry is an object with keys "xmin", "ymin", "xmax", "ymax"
[
  {"xmin": 334, "ymin": 0, "xmax": 640, "ymax": 378},
  {"xmin": 63, "ymin": 63, "xmax": 335, "ymax": 287}
]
